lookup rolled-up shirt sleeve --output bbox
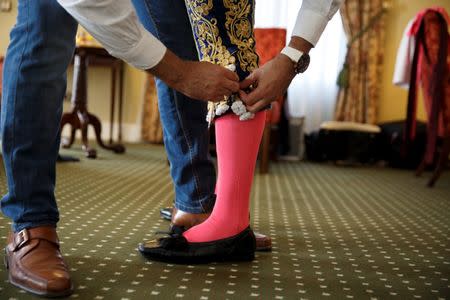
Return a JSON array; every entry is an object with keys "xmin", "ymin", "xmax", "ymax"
[
  {"xmin": 292, "ymin": 0, "xmax": 344, "ymax": 46},
  {"xmin": 57, "ymin": 0, "xmax": 166, "ymax": 70}
]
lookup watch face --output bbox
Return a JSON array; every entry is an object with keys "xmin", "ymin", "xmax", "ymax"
[{"xmin": 295, "ymin": 53, "xmax": 310, "ymax": 74}]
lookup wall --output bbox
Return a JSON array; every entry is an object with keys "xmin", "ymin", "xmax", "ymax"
[
  {"xmin": 379, "ymin": 0, "xmax": 450, "ymax": 123},
  {"xmin": 0, "ymin": 1, "xmax": 16, "ymax": 55},
  {"xmin": 0, "ymin": 1, "xmax": 147, "ymax": 142}
]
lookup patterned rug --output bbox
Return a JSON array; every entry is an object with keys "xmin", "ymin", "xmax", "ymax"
[{"xmin": 0, "ymin": 144, "xmax": 449, "ymax": 299}]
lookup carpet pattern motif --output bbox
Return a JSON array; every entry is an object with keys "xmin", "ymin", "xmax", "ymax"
[{"xmin": 0, "ymin": 144, "xmax": 449, "ymax": 299}]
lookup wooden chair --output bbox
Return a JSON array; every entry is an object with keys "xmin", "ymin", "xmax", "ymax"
[
  {"xmin": 411, "ymin": 11, "xmax": 450, "ymax": 187},
  {"xmin": 254, "ymin": 28, "xmax": 287, "ymax": 174}
]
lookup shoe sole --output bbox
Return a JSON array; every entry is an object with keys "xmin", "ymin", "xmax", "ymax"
[
  {"xmin": 256, "ymin": 245, "xmax": 272, "ymax": 252},
  {"xmin": 139, "ymin": 246, "xmax": 255, "ymax": 264},
  {"xmin": 139, "ymin": 228, "xmax": 256, "ymax": 264},
  {"xmin": 4, "ymin": 248, "xmax": 74, "ymax": 298}
]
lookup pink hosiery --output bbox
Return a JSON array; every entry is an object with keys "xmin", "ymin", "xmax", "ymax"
[{"xmin": 183, "ymin": 112, "xmax": 266, "ymax": 242}]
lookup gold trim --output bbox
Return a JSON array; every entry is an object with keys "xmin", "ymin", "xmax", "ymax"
[
  {"xmin": 223, "ymin": 0, "xmax": 258, "ymax": 72},
  {"xmin": 184, "ymin": 0, "xmax": 236, "ymax": 67},
  {"xmin": 184, "ymin": 0, "xmax": 259, "ymax": 122}
]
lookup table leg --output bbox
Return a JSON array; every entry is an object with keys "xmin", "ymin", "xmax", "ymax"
[
  {"xmin": 79, "ymin": 111, "xmax": 97, "ymax": 158},
  {"xmin": 61, "ymin": 49, "xmax": 125, "ymax": 158},
  {"xmin": 110, "ymin": 66, "xmax": 116, "ymax": 145},
  {"xmin": 118, "ymin": 63, "xmax": 124, "ymax": 143},
  {"xmin": 89, "ymin": 113, "xmax": 125, "ymax": 153},
  {"xmin": 61, "ymin": 113, "xmax": 78, "ymax": 149}
]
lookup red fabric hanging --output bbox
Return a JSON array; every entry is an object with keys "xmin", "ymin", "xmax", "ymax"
[{"xmin": 404, "ymin": 7, "xmax": 450, "ymax": 164}]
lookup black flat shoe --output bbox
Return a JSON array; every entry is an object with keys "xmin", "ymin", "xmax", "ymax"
[{"xmin": 138, "ymin": 227, "xmax": 256, "ymax": 264}]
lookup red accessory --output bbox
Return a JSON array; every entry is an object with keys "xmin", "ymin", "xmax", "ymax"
[{"xmin": 404, "ymin": 7, "xmax": 450, "ymax": 164}]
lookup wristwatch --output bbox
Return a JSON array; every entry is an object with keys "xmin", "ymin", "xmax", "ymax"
[{"xmin": 280, "ymin": 46, "xmax": 310, "ymax": 74}]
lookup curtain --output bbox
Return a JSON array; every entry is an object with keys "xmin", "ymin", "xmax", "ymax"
[
  {"xmin": 334, "ymin": 0, "xmax": 386, "ymax": 124},
  {"xmin": 141, "ymin": 75, "xmax": 163, "ymax": 143},
  {"xmin": 255, "ymin": 0, "xmax": 347, "ymax": 133}
]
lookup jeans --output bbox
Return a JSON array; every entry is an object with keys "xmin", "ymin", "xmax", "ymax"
[
  {"xmin": 132, "ymin": 0, "xmax": 216, "ymax": 213},
  {"xmin": 1, "ymin": 0, "xmax": 78, "ymax": 232},
  {"xmin": 1, "ymin": 0, "xmax": 216, "ymax": 232}
]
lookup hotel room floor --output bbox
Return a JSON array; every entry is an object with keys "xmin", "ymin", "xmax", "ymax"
[{"xmin": 0, "ymin": 144, "xmax": 449, "ymax": 299}]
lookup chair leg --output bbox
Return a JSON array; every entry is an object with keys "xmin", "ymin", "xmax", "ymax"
[
  {"xmin": 79, "ymin": 112, "xmax": 97, "ymax": 159},
  {"xmin": 260, "ymin": 124, "xmax": 271, "ymax": 174},
  {"xmin": 428, "ymin": 136, "xmax": 450, "ymax": 187},
  {"xmin": 415, "ymin": 157, "xmax": 427, "ymax": 177}
]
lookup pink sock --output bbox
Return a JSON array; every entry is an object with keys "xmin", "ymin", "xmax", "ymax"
[{"xmin": 183, "ymin": 112, "xmax": 266, "ymax": 242}]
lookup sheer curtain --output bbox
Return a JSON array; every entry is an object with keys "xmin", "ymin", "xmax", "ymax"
[{"xmin": 255, "ymin": 0, "xmax": 347, "ymax": 133}]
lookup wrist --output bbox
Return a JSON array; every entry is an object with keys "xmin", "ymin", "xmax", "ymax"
[
  {"xmin": 280, "ymin": 45, "xmax": 310, "ymax": 75},
  {"xmin": 147, "ymin": 49, "xmax": 187, "ymax": 91},
  {"xmin": 288, "ymin": 36, "xmax": 313, "ymax": 53},
  {"xmin": 277, "ymin": 53, "xmax": 296, "ymax": 80},
  {"xmin": 171, "ymin": 60, "xmax": 190, "ymax": 92}
]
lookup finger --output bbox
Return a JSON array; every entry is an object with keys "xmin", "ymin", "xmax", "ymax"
[
  {"xmin": 239, "ymin": 73, "xmax": 258, "ymax": 90},
  {"xmin": 222, "ymin": 79, "xmax": 240, "ymax": 93},
  {"xmin": 239, "ymin": 87, "xmax": 265, "ymax": 106},
  {"xmin": 246, "ymin": 98, "xmax": 272, "ymax": 113},
  {"xmin": 238, "ymin": 89, "xmax": 249, "ymax": 100},
  {"xmin": 210, "ymin": 87, "xmax": 233, "ymax": 102},
  {"xmin": 223, "ymin": 68, "xmax": 240, "ymax": 82}
]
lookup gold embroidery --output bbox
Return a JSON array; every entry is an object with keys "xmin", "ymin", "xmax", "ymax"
[
  {"xmin": 184, "ymin": 0, "xmax": 259, "ymax": 121},
  {"xmin": 184, "ymin": 0, "xmax": 236, "ymax": 67},
  {"xmin": 223, "ymin": 0, "xmax": 258, "ymax": 72}
]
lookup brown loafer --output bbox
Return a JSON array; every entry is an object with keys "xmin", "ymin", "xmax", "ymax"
[
  {"xmin": 254, "ymin": 232, "xmax": 272, "ymax": 251},
  {"xmin": 170, "ymin": 208, "xmax": 272, "ymax": 251},
  {"xmin": 5, "ymin": 226, "xmax": 73, "ymax": 297}
]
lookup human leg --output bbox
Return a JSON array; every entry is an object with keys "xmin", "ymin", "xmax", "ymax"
[
  {"xmin": 138, "ymin": 0, "xmax": 268, "ymax": 263},
  {"xmin": 138, "ymin": 112, "xmax": 266, "ymax": 263},
  {"xmin": 133, "ymin": 0, "xmax": 272, "ymax": 252},
  {"xmin": 180, "ymin": 0, "xmax": 263, "ymax": 241},
  {"xmin": 1, "ymin": 0, "xmax": 77, "ymax": 231},
  {"xmin": 131, "ymin": 0, "xmax": 217, "ymax": 214},
  {"xmin": 1, "ymin": 0, "xmax": 77, "ymax": 296},
  {"xmin": 184, "ymin": 112, "xmax": 266, "ymax": 242}
]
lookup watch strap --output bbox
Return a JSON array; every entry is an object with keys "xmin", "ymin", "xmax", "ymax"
[{"xmin": 281, "ymin": 46, "xmax": 304, "ymax": 64}]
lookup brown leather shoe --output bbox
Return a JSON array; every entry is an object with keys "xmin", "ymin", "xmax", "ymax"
[
  {"xmin": 254, "ymin": 232, "xmax": 272, "ymax": 251},
  {"xmin": 5, "ymin": 226, "xmax": 73, "ymax": 297},
  {"xmin": 170, "ymin": 208, "xmax": 272, "ymax": 251}
]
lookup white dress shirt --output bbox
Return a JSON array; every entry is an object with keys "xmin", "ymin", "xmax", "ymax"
[
  {"xmin": 393, "ymin": 19, "xmax": 415, "ymax": 89},
  {"xmin": 293, "ymin": 0, "xmax": 344, "ymax": 46},
  {"xmin": 57, "ymin": 0, "xmax": 343, "ymax": 70},
  {"xmin": 57, "ymin": 0, "xmax": 166, "ymax": 70}
]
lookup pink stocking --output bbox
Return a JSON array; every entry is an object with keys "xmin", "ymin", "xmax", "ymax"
[{"xmin": 183, "ymin": 112, "xmax": 266, "ymax": 242}]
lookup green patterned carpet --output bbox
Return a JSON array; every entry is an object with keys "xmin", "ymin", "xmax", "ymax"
[{"xmin": 0, "ymin": 144, "xmax": 449, "ymax": 299}]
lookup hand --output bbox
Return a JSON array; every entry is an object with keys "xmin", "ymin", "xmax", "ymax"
[
  {"xmin": 238, "ymin": 53, "xmax": 296, "ymax": 113},
  {"xmin": 178, "ymin": 61, "xmax": 240, "ymax": 102},
  {"xmin": 148, "ymin": 49, "xmax": 239, "ymax": 102}
]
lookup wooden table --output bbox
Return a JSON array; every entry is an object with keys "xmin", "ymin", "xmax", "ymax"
[{"xmin": 61, "ymin": 46, "xmax": 125, "ymax": 158}]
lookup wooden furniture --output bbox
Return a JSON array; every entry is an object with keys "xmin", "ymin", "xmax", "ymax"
[
  {"xmin": 61, "ymin": 46, "xmax": 125, "ymax": 158},
  {"xmin": 254, "ymin": 28, "xmax": 287, "ymax": 174}
]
